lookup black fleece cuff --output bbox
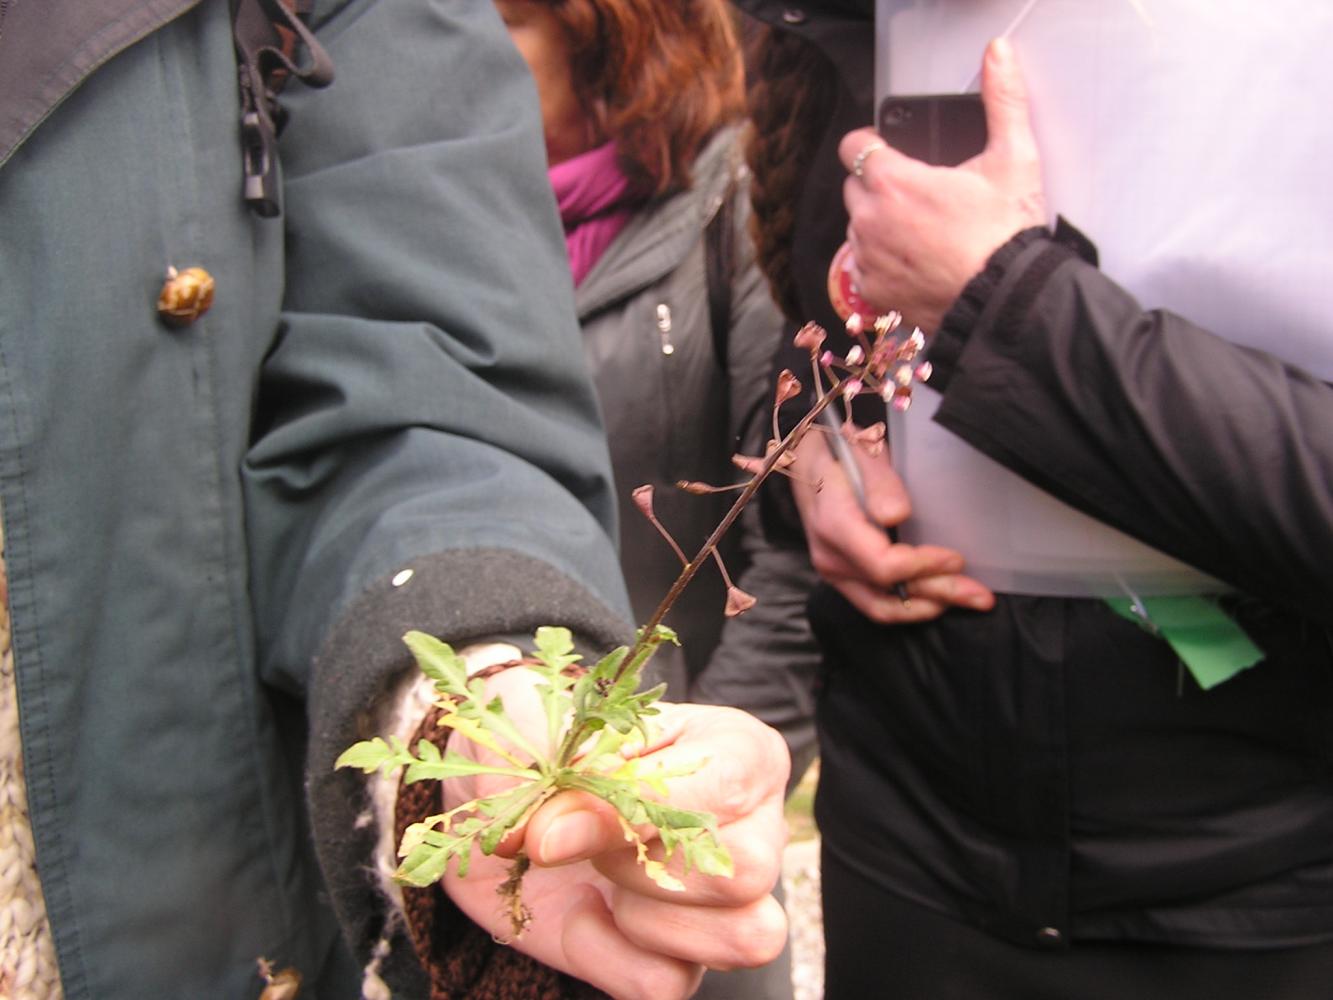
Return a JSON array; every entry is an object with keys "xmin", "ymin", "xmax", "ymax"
[
  {"xmin": 305, "ymin": 548, "xmax": 632, "ymax": 994},
  {"xmin": 928, "ymin": 217, "xmax": 1099, "ymax": 393}
]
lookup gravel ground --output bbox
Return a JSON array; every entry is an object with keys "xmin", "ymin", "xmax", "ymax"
[{"xmin": 782, "ymin": 837, "xmax": 824, "ymax": 1000}]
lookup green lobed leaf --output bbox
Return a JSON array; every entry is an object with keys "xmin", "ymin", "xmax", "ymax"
[
  {"xmin": 477, "ymin": 695, "xmax": 547, "ymax": 765},
  {"xmin": 572, "ymin": 646, "xmax": 628, "ymax": 722},
  {"xmin": 396, "ymin": 835, "xmax": 465, "ymax": 886},
  {"xmin": 435, "ymin": 708, "xmax": 534, "ymax": 770},
  {"xmin": 564, "ymin": 773, "xmax": 652, "ymax": 826},
  {"xmin": 475, "ymin": 782, "xmax": 553, "ymax": 855},
  {"xmin": 444, "ymin": 678, "xmax": 549, "ymax": 766},
  {"xmin": 334, "ymin": 736, "xmax": 413, "ymax": 775},
  {"xmin": 403, "ymin": 748, "xmax": 543, "ymax": 785},
  {"xmin": 528, "ymin": 627, "xmax": 580, "ymax": 755},
  {"xmin": 532, "ymin": 626, "xmax": 582, "ymax": 673},
  {"xmin": 404, "ymin": 630, "xmax": 469, "ymax": 697},
  {"xmin": 661, "ymin": 826, "xmax": 734, "ymax": 879},
  {"xmin": 639, "ymin": 798, "xmax": 721, "ymax": 837},
  {"xmin": 561, "ymin": 772, "xmax": 733, "ymax": 879}
]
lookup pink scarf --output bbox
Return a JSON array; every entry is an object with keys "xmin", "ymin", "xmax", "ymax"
[{"xmin": 550, "ymin": 142, "xmax": 636, "ymax": 287}]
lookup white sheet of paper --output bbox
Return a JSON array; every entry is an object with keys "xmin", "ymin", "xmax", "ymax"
[{"xmin": 875, "ymin": 0, "xmax": 1333, "ymax": 595}]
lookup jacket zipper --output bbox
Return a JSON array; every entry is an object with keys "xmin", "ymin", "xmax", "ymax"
[{"xmin": 655, "ymin": 303, "xmax": 675, "ymax": 356}]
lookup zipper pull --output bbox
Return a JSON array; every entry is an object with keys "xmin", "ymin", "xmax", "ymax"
[{"xmin": 655, "ymin": 303, "xmax": 675, "ymax": 356}]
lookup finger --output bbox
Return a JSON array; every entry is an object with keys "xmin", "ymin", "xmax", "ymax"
[
  {"xmin": 805, "ymin": 495, "xmax": 902, "ymax": 581},
  {"xmin": 831, "ymin": 567, "xmax": 990, "ymax": 623},
  {"xmin": 979, "ymin": 37, "xmax": 1040, "ymax": 177},
  {"xmin": 798, "ymin": 451, "xmax": 901, "ymax": 549},
  {"xmin": 837, "ymin": 539, "xmax": 967, "ymax": 597},
  {"xmin": 837, "ymin": 127, "xmax": 883, "ymax": 175},
  {"xmin": 609, "ymin": 888, "xmax": 789, "ymax": 972},
  {"xmin": 837, "ymin": 126, "xmax": 919, "ymax": 186},
  {"xmin": 838, "ymin": 127, "xmax": 880, "ymax": 166},
  {"xmin": 559, "ymin": 887, "xmax": 705, "ymax": 1000},
  {"xmin": 826, "ymin": 550, "xmax": 995, "ymax": 622},
  {"xmin": 901, "ymin": 570, "xmax": 996, "ymax": 612},
  {"xmin": 851, "ymin": 447, "xmax": 912, "ymax": 526},
  {"xmin": 830, "ymin": 576, "xmax": 950, "ymax": 624}
]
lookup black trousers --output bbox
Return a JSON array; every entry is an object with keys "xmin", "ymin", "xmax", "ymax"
[{"xmin": 822, "ymin": 846, "xmax": 1333, "ymax": 1000}]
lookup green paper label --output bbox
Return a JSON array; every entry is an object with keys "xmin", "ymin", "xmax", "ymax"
[{"xmin": 1105, "ymin": 595, "xmax": 1264, "ymax": 690}]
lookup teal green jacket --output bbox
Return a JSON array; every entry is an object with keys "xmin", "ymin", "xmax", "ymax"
[{"xmin": 0, "ymin": 1, "xmax": 631, "ymax": 995}]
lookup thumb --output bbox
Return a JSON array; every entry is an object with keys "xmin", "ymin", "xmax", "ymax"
[
  {"xmin": 854, "ymin": 447, "xmax": 912, "ymax": 527},
  {"xmin": 524, "ymin": 790, "xmax": 624, "ymax": 866},
  {"xmin": 979, "ymin": 37, "xmax": 1040, "ymax": 179}
]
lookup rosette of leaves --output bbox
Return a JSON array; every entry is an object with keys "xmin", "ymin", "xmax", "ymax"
[{"xmin": 336, "ymin": 623, "xmax": 734, "ymax": 938}]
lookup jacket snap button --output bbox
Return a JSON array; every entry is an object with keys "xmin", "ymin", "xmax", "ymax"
[
  {"xmin": 157, "ymin": 266, "xmax": 215, "ymax": 327},
  {"xmin": 782, "ymin": 8, "xmax": 807, "ymax": 25},
  {"xmin": 1036, "ymin": 926, "xmax": 1063, "ymax": 945}
]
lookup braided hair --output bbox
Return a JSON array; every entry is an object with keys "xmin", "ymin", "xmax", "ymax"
[{"xmin": 741, "ymin": 23, "xmax": 839, "ymax": 323}]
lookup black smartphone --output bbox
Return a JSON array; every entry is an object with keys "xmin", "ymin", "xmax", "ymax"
[{"xmin": 877, "ymin": 93, "xmax": 988, "ymax": 166}]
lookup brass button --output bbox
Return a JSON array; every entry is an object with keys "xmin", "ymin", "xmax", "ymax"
[{"xmin": 157, "ymin": 266, "xmax": 215, "ymax": 328}]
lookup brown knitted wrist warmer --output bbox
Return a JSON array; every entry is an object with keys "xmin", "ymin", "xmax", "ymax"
[{"xmin": 393, "ymin": 664, "xmax": 607, "ymax": 1000}]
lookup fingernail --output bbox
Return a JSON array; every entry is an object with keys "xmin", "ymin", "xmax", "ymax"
[{"xmin": 538, "ymin": 812, "xmax": 602, "ymax": 863}]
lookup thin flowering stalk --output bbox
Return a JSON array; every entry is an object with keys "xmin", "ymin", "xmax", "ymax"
[
  {"xmin": 618, "ymin": 377, "xmax": 847, "ymax": 676},
  {"xmin": 635, "ymin": 486, "xmax": 749, "ymax": 611},
  {"xmin": 620, "ymin": 311, "xmax": 933, "ymax": 677}
]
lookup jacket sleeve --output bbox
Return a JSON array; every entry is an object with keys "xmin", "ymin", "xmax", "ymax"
[
  {"xmin": 692, "ymin": 174, "xmax": 821, "ymax": 780},
  {"xmin": 926, "ymin": 228, "xmax": 1333, "ymax": 627},
  {"xmin": 236, "ymin": 0, "xmax": 635, "ymax": 984}
]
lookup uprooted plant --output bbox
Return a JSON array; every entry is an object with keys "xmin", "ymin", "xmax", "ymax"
[{"xmin": 336, "ymin": 311, "xmax": 930, "ymax": 940}]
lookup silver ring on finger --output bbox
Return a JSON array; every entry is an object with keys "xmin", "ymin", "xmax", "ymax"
[{"xmin": 852, "ymin": 140, "xmax": 888, "ymax": 180}]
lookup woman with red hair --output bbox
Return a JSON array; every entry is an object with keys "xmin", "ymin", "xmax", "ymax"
[{"xmin": 494, "ymin": 2, "xmax": 821, "ymax": 996}]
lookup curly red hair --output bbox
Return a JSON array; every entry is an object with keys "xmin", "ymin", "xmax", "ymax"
[{"xmin": 540, "ymin": 0, "xmax": 745, "ymax": 196}]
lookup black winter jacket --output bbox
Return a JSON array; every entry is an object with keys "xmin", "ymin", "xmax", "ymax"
[{"xmin": 816, "ymin": 226, "xmax": 1333, "ymax": 951}]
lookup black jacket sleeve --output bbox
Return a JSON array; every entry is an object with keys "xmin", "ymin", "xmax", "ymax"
[{"xmin": 926, "ymin": 229, "xmax": 1333, "ymax": 627}]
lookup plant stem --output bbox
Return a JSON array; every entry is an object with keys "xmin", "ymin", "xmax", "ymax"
[{"xmin": 620, "ymin": 380, "xmax": 845, "ymax": 678}]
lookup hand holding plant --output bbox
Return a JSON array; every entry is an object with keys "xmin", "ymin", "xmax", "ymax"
[{"xmin": 336, "ymin": 314, "xmax": 934, "ymax": 986}]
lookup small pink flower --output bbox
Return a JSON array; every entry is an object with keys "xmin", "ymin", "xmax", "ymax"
[
  {"xmin": 819, "ymin": 350, "xmax": 837, "ymax": 369},
  {"xmin": 842, "ymin": 378, "xmax": 863, "ymax": 399},
  {"xmin": 845, "ymin": 345, "xmax": 865, "ymax": 366},
  {"xmin": 845, "ymin": 313, "xmax": 865, "ymax": 336}
]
